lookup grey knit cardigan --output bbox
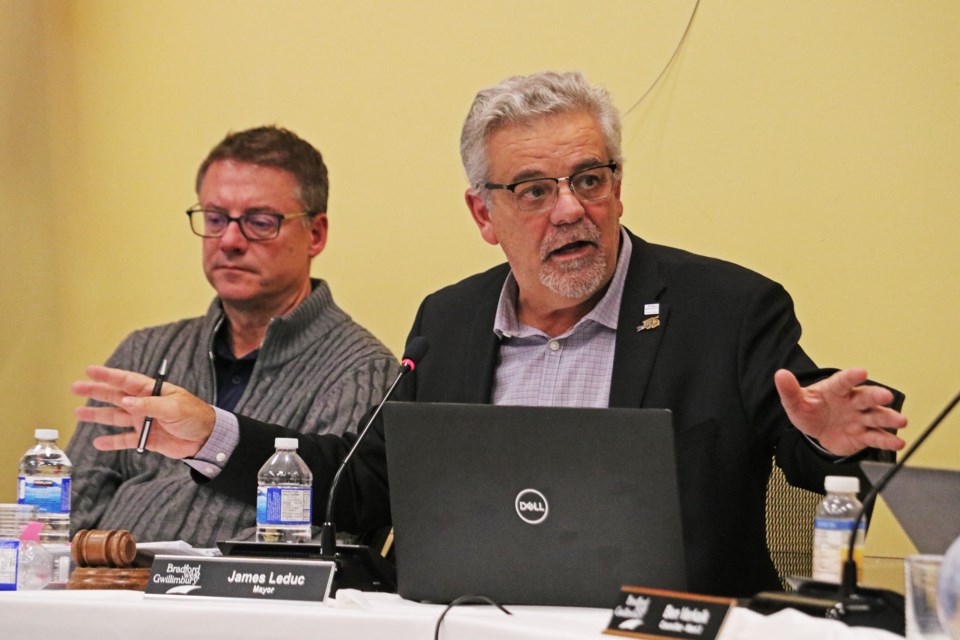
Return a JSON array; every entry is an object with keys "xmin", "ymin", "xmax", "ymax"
[{"xmin": 66, "ymin": 279, "xmax": 398, "ymax": 547}]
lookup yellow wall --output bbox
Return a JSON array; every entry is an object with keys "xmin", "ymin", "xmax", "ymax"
[
  {"xmin": 1, "ymin": 1, "xmax": 61, "ymax": 499},
  {"xmin": 2, "ymin": 0, "xmax": 958, "ymax": 561}
]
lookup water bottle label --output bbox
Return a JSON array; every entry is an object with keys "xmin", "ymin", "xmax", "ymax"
[
  {"xmin": 812, "ymin": 519, "xmax": 865, "ymax": 583},
  {"xmin": 17, "ymin": 476, "xmax": 71, "ymax": 514},
  {"xmin": 813, "ymin": 517, "xmax": 865, "ymax": 531},
  {"xmin": 256, "ymin": 487, "xmax": 312, "ymax": 526},
  {"xmin": 0, "ymin": 540, "xmax": 20, "ymax": 591}
]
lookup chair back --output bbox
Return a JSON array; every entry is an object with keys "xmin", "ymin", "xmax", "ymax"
[{"xmin": 765, "ymin": 461, "xmax": 820, "ymax": 589}]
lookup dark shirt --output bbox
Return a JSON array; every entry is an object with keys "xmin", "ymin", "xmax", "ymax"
[{"xmin": 212, "ymin": 325, "xmax": 258, "ymax": 412}]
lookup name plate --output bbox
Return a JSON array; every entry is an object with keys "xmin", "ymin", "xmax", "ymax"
[
  {"xmin": 604, "ymin": 586, "xmax": 735, "ymax": 640},
  {"xmin": 145, "ymin": 554, "xmax": 335, "ymax": 603}
]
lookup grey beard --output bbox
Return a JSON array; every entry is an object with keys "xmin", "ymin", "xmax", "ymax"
[
  {"xmin": 538, "ymin": 222, "xmax": 609, "ymax": 299},
  {"xmin": 539, "ymin": 252, "xmax": 608, "ymax": 299}
]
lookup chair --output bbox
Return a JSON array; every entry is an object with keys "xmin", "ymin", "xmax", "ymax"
[{"xmin": 765, "ymin": 460, "xmax": 821, "ymax": 589}]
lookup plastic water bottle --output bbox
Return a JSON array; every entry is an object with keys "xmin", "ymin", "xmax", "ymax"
[
  {"xmin": 0, "ymin": 506, "xmax": 54, "ymax": 591},
  {"xmin": 256, "ymin": 437, "xmax": 313, "ymax": 543},
  {"xmin": 17, "ymin": 429, "xmax": 72, "ymax": 544},
  {"xmin": 812, "ymin": 475, "xmax": 865, "ymax": 583}
]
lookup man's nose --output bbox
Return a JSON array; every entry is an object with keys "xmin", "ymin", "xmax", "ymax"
[
  {"xmin": 549, "ymin": 180, "xmax": 585, "ymax": 225},
  {"xmin": 217, "ymin": 218, "xmax": 249, "ymax": 248}
]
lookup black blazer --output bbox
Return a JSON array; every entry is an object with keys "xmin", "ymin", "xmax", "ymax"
[{"xmin": 206, "ymin": 229, "xmax": 900, "ymax": 597}]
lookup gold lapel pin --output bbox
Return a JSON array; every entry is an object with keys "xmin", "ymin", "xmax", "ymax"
[{"xmin": 636, "ymin": 315, "xmax": 661, "ymax": 332}]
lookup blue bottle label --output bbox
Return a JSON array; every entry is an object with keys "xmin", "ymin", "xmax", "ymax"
[
  {"xmin": 0, "ymin": 540, "xmax": 21, "ymax": 591},
  {"xmin": 256, "ymin": 486, "xmax": 312, "ymax": 526},
  {"xmin": 17, "ymin": 476, "xmax": 71, "ymax": 514},
  {"xmin": 813, "ymin": 518, "xmax": 866, "ymax": 531}
]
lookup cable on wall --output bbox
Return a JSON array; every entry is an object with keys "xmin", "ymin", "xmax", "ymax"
[{"xmin": 623, "ymin": 0, "xmax": 702, "ymax": 117}]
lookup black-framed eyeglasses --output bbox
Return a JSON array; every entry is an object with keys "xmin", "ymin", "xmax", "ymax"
[
  {"xmin": 483, "ymin": 162, "xmax": 619, "ymax": 213},
  {"xmin": 186, "ymin": 206, "xmax": 315, "ymax": 241}
]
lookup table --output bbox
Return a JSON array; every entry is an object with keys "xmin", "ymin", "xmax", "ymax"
[{"xmin": 0, "ymin": 588, "xmax": 906, "ymax": 639}]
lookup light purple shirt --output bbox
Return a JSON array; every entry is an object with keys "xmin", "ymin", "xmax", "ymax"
[
  {"xmin": 492, "ymin": 229, "xmax": 632, "ymax": 408},
  {"xmin": 184, "ymin": 408, "xmax": 239, "ymax": 479}
]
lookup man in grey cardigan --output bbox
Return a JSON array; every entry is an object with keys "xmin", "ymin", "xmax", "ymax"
[{"xmin": 66, "ymin": 126, "xmax": 398, "ymax": 547}]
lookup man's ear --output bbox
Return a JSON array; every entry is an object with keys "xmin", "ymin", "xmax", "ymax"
[
  {"xmin": 613, "ymin": 178, "xmax": 624, "ymax": 219},
  {"xmin": 307, "ymin": 213, "xmax": 328, "ymax": 257},
  {"xmin": 465, "ymin": 189, "xmax": 499, "ymax": 246}
]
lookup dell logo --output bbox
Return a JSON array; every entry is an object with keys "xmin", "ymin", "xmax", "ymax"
[{"xmin": 515, "ymin": 488, "xmax": 549, "ymax": 525}]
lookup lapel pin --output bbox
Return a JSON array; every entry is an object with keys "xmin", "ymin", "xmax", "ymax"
[{"xmin": 637, "ymin": 315, "xmax": 661, "ymax": 332}]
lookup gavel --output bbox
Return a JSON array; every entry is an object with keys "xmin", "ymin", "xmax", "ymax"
[{"xmin": 68, "ymin": 529, "xmax": 150, "ymax": 591}]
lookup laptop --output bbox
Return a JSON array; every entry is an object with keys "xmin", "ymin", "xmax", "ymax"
[
  {"xmin": 382, "ymin": 402, "xmax": 686, "ymax": 608},
  {"xmin": 861, "ymin": 461, "xmax": 960, "ymax": 554}
]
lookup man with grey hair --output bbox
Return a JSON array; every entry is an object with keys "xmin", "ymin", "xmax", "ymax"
[
  {"xmin": 68, "ymin": 125, "xmax": 398, "ymax": 547},
  {"xmin": 74, "ymin": 74, "xmax": 905, "ymax": 597}
]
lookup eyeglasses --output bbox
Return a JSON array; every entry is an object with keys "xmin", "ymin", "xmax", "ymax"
[
  {"xmin": 186, "ymin": 206, "xmax": 314, "ymax": 241},
  {"xmin": 484, "ymin": 162, "xmax": 619, "ymax": 213}
]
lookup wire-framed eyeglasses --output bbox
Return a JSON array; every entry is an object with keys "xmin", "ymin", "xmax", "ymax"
[{"xmin": 483, "ymin": 162, "xmax": 618, "ymax": 213}]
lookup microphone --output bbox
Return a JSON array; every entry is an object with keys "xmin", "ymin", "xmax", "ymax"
[
  {"xmin": 318, "ymin": 336, "xmax": 430, "ymax": 556},
  {"xmin": 751, "ymin": 387, "xmax": 960, "ymax": 633}
]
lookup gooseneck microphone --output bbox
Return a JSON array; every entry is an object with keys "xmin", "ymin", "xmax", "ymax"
[
  {"xmin": 318, "ymin": 336, "xmax": 430, "ymax": 557},
  {"xmin": 836, "ymin": 388, "xmax": 960, "ymax": 607}
]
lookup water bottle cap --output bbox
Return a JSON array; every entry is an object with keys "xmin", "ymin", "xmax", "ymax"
[
  {"xmin": 34, "ymin": 428, "xmax": 59, "ymax": 441},
  {"xmin": 274, "ymin": 437, "xmax": 299, "ymax": 450},
  {"xmin": 824, "ymin": 475, "xmax": 860, "ymax": 494}
]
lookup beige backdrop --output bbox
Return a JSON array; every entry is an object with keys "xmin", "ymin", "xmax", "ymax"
[{"xmin": 2, "ymin": 0, "xmax": 958, "ymax": 561}]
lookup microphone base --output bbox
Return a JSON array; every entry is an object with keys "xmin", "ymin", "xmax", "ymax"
[
  {"xmin": 217, "ymin": 541, "xmax": 397, "ymax": 595},
  {"xmin": 748, "ymin": 579, "xmax": 904, "ymax": 635},
  {"xmin": 329, "ymin": 543, "xmax": 398, "ymax": 594}
]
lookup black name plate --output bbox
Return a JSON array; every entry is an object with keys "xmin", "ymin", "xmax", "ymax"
[
  {"xmin": 604, "ymin": 586, "xmax": 735, "ymax": 640},
  {"xmin": 145, "ymin": 554, "xmax": 335, "ymax": 603}
]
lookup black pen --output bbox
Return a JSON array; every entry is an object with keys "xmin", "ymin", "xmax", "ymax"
[{"xmin": 136, "ymin": 358, "xmax": 168, "ymax": 454}]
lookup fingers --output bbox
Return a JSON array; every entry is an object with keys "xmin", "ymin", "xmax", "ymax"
[
  {"xmin": 70, "ymin": 365, "xmax": 183, "ymax": 416},
  {"xmin": 821, "ymin": 367, "xmax": 869, "ymax": 398},
  {"xmin": 859, "ymin": 426, "xmax": 906, "ymax": 452},
  {"xmin": 848, "ymin": 384, "xmax": 895, "ymax": 412},
  {"xmin": 117, "ymin": 395, "xmax": 170, "ymax": 419},
  {"xmin": 818, "ymin": 421, "xmax": 907, "ymax": 457},
  {"xmin": 72, "ymin": 380, "xmax": 138, "ymax": 409},
  {"xmin": 74, "ymin": 405, "xmax": 137, "ymax": 428},
  {"xmin": 780, "ymin": 367, "xmax": 899, "ymax": 415},
  {"xmin": 84, "ymin": 365, "xmax": 159, "ymax": 396},
  {"xmin": 92, "ymin": 432, "xmax": 141, "ymax": 452},
  {"xmin": 859, "ymin": 405, "xmax": 908, "ymax": 430},
  {"xmin": 773, "ymin": 369, "xmax": 804, "ymax": 409},
  {"xmin": 73, "ymin": 366, "xmax": 165, "ymax": 412}
]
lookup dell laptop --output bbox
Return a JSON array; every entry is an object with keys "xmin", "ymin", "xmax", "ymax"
[{"xmin": 382, "ymin": 402, "xmax": 686, "ymax": 608}]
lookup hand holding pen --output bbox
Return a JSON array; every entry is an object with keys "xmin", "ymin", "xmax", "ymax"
[
  {"xmin": 136, "ymin": 359, "xmax": 168, "ymax": 453},
  {"xmin": 73, "ymin": 363, "xmax": 217, "ymax": 459}
]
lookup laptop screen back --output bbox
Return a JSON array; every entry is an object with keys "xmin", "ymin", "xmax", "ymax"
[
  {"xmin": 861, "ymin": 461, "xmax": 960, "ymax": 554},
  {"xmin": 383, "ymin": 402, "xmax": 686, "ymax": 608}
]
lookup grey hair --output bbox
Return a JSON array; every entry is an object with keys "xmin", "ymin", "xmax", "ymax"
[{"xmin": 459, "ymin": 71, "xmax": 623, "ymax": 191}]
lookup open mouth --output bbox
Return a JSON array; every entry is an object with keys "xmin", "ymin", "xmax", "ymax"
[{"xmin": 546, "ymin": 240, "xmax": 596, "ymax": 260}]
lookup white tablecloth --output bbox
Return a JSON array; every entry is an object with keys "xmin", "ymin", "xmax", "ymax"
[{"xmin": 0, "ymin": 588, "xmax": 905, "ymax": 640}]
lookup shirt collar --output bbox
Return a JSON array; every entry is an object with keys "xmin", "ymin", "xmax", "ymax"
[
  {"xmin": 494, "ymin": 227, "xmax": 632, "ymax": 339},
  {"xmin": 213, "ymin": 322, "xmax": 260, "ymax": 362}
]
